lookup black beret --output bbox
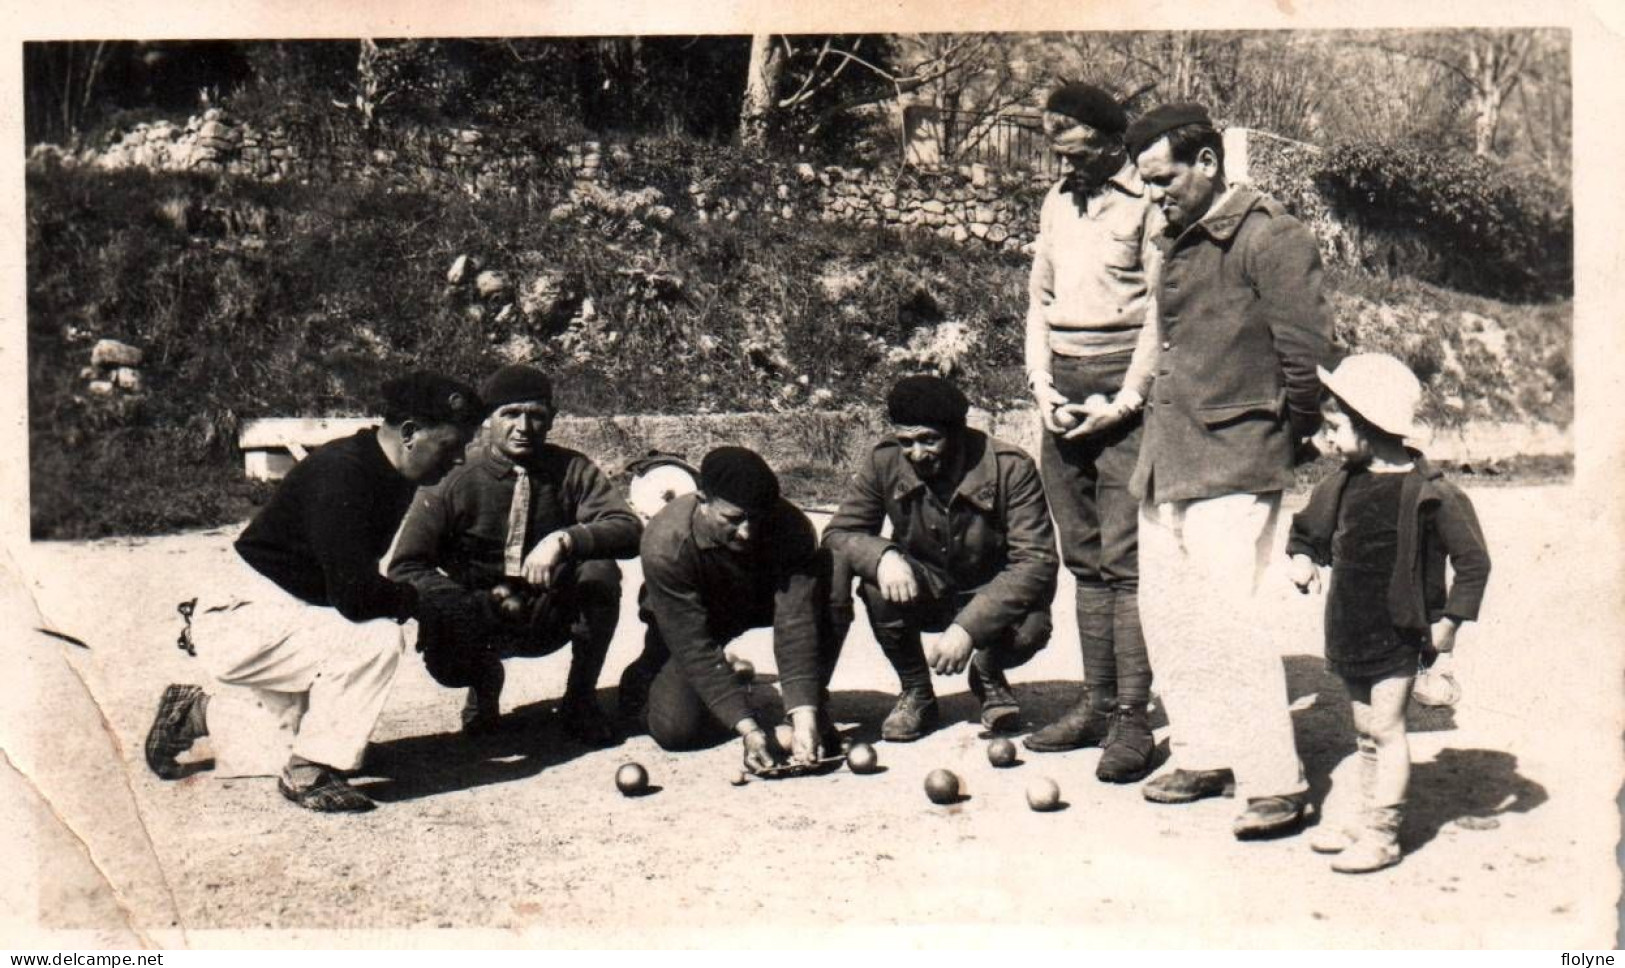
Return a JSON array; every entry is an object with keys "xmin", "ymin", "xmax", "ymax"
[
  {"xmin": 699, "ymin": 446, "xmax": 780, "ymax": 517},
  {"xmin": 1125, "ymin": 102, "xmax": 1214, "ymax": 159},
  {"xmin": 480, "ymin": 364, "xmax": 554, "ymax": 411},
  {"xmin": 886, "ymin": 375, "xmax": 970, "ymax": 431},
  {"xmin": 1044, "ymin": 82, "xmax": 1127, "ymax": 136},
  {"xmin": 378, "ymin": 372, "xmax": 483, "ymax": 428}
]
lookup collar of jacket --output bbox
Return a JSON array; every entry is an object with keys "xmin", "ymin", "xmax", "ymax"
[
  {"xmin": 890, "ymin": 429, "xmax": 1000, "ymax": 511},
  {"xmin": 475, "ymin": 441, "xmax": 533, "ymax": 479},
  {"xmin": 1060, "ymin": 160, "xmax": 1143, "ymax": 202},
  {"xmin": 1169, "ymin": 184, "xmax": 1265, "ymax": 246}
]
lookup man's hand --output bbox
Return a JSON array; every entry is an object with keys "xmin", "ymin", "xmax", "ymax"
[
  {"xmin": 787, "ymin": 708, "xmax": 822, "ymax": 766},
  {"xmin": 1288, "ymin": 554, "xmax": 1322, "ymax": 595},
  {"xmin": 877, "ymin": 550, "xmax": 919, "ymax": 604},
  {"xmin": 1032, "ymin": 374, "xmax": 1072, "ymax": 434},
  {"xmin": 1063, "ymin": 392, "xmax": 1139, "ymax": 440},
  {"xmin": 738, "ymin": 723, "xmax": 781, "ymax": 774},
  {"xmin": 1430, "ymin": 616, "xmax": 1461, "ymax": 654},
  {"xmin": 926, "ymin": 624, "xmax": 975, "ymax": 676},
  {"xmin": 522, "ymin": 531, "xmax": 571, "ymax": 589}
]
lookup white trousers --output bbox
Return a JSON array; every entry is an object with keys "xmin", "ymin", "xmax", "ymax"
[
  {"xmin": 1139, "ymin": 491, "xmax": 1307, "ymax": 799},
  {"xmin": 193, "ymin": 568, "xmax": 406, "ymax": 776}
]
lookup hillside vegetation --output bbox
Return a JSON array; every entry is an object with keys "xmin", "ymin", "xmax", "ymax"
[{"xmin": 26, "ymin": 162, "xmax": 1571, "ymax": 539}]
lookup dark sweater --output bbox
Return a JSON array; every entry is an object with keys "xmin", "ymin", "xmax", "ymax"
[{"xmin": 235, "ymin": 429, "xmax": 419, "ymax": 623}]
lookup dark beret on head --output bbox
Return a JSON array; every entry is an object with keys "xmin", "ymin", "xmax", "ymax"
[
  {"xmin": 699, "ymin": 446, "xmax": 780, "ymax": 517},
  {"xmin": 1125, "ymin": 102, "xmax": 1214, "ymax": 159},
  {"xmin": 1045, "ymin": 82, "xmax": 1127, "ymax": 136},
  {"xmin": 480, "ymin": 364, "xmax": 555, "ymax": 411},
  {"xmin": 887, "ymin": 375, "xmax": 970, "ymax": 431},
  {"xmin": 378, "ymin": 372, "xmax": 484, "ymax": 429}
]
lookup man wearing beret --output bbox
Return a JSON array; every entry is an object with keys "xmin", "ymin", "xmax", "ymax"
[
  {"xmin": 1123, "ymin": 103, "xmax": 1334, "ymax": 838},
  {"xmin": 626, "ymin": 446, "xmax": 848, "ymax": 772},
  {"xmin": 144, "ymin": 372, "xmax": 484, "ymax": 812},
  {"xmin": 1021, "ymin": 81, "xmax": 1162, "ymax": 783},
  {"xmin": 824, "ymin": 376, "xmax": 1058, "ymax": 741},
  {"xmin": 389, "ymin": 364, "xmax": 641, "ymax": 745}
]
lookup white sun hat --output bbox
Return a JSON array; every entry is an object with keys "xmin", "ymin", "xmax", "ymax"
[{"xmin": 1317, "ymin": 352, "xmax": 1428, "ymax": 443}]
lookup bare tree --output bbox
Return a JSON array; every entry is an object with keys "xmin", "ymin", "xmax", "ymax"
[{"xmin": 1371, "ymin": 29, "xmax": 1546, "ymax": 157}]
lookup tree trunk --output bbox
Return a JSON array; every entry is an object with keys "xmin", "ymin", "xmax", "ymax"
[{"xmin": 739, "ymin": 34, "xmax": 783, "ymax": 151}]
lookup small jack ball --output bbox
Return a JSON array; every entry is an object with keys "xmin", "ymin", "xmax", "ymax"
[
  {"xmin": 1026, "ymin": 777, "xmax": 1062, "ymax": 812},
  {"xmin": 615, "ymin": 762, "xmax": 649, "ymax": 796}
]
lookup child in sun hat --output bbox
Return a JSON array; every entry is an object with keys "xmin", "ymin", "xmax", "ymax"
[{"xmin": 1284, "ymin": 352, "xmax": 1492, "ymax": 873}]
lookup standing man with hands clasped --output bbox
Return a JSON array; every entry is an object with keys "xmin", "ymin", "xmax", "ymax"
[
  {"xmin": 824, "ymin": 375, "xmax": 1058, "ymax": 742},
  {"xmin": 1021, "ymin": 81, "xmax": 1162, "ymax": 783}
]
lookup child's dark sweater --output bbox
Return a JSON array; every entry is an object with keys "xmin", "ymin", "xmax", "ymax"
[{"xmin": 1287, "ymin": 454, "xmax": 1491, "ymax": 675}]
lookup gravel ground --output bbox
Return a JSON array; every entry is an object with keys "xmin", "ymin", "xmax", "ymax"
[{"xmin": 9, "ymin": 483, "xmax": 1620, "ymax": 948}]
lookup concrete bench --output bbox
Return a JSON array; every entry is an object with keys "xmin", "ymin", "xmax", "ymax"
[{"xmin": 239, "ymin": 417, "xmax": 377, "ymax": 480}]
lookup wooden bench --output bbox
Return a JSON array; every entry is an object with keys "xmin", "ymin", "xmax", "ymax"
[{"xmin": 239, "ymin": 417, "xmax": 377, "ymax": 480}]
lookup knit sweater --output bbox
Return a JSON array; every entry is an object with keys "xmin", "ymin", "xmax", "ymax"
[{"xmin": 235, "ymin": 429, "xmax": 419, "ymax": 623}]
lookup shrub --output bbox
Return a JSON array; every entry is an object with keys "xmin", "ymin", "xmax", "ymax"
[{"xmin": 1311, "ymin": 143, "xmax": 1572, "ymax": 302}]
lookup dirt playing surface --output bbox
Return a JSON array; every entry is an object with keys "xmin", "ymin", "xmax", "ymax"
[{"xmin": 13, "ymin": 484, "xmax": 1621, "ymax": 947}]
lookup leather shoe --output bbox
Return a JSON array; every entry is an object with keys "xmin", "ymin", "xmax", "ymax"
[
  {"xmin": 559, "ymin": 695, "xmax": 620, "ymax": 747},
  {"xmin": 1024, "ymin": 698, "xmax": 1112, "ymax": 753},
  {"xmin": 881, "ymin": 688, "xmax": 939, "ymax": 742},
  {"xmin": 1142, "ymin": 767, "xmax": 1235, "ymax": 804},
  {"xmin": 968, "ymin": 652, "xmax": 1020, "ymax": 733},
  {"xmin": 1232, "ymin": 794, "xmax": 1310, "ymax": 840},
  {"xmin": 1096, "ymin": 704, "xmax": 1154, "ymax": 783}
]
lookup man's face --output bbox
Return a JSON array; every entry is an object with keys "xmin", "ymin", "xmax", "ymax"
[
  {"xmin": 400, "ymin": 422, "xmax": 472, "ymax": 485},
  {"xmin": 892, "ymin": 424, "xmax": 955, "ymax": 482},
  {"xmin": 698, "ymin": 493, "xmax": 755, "ymax": 552},
  {"xmin": 488, "ymin": 401, "xmax": 554, "ymax": 460},
  {"xmin": 1136, "ymin": 137, "xmax": 1219, "ymax": 231},
  {"xmin": 1047, "ymin": 114, "xmax": 1120, "ymax": 188}
]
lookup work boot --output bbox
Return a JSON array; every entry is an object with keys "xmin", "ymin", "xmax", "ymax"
[
  {"xmin": 967, "ymin": 650, "xmax": 1020, "ymax": 733},
  {"xmin": 1232, "ymin": 794, "xmax": 1311, "ymax": 840},
  {"xmin": 1096, "ymin": 704, "xmax": 1154, "ymax": 783},
  {"xmin": 881, "ymin": 687, "xmax": 940, "ymax": 743},
  {"xmin": 1142, "ymin": 767, "xmax": 1236, "ymax": 804},
  {"xmin": 461, "ymin": 660, "xmax": 506, "ymax": 737},
  {"xmin": 1331, "ymin": 806, "xmax": 1403, "ymax": 873},
  {"xmin": 558, "ymin": 693, "xmax": 620, "ymax": 747},
  {"xmin": 1024, "ymin": 694, "xmax": 1113, "ymax": 753}
]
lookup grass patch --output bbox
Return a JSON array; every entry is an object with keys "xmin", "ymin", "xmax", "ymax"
[{"xmin": 26, "ymin": 159, "xmax": 1572, "ymax": 538}]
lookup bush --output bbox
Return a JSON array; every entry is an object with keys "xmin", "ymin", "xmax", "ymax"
[{"xmin": 1311, "ymin": 143, "xmax": 1572, "ymax": 302}]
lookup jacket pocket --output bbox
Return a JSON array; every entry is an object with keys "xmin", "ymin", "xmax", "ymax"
[
  {"xmin": 1196, "ymin": 399, "xmax": 1279, "ymax": 428},
  {"xmin": 1103, "ymin": 230, "xmax": 1143, "ymax": 270}
]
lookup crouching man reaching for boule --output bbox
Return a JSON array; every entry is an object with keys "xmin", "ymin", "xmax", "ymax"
[{"xmin": 623, "ymin": 446, "xmax": 849, "ymax": 773}]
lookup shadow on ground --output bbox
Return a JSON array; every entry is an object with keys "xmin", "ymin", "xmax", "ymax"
[{"xmin": 357, "ymin": 686, "xmax": 624, "ymax": 803}]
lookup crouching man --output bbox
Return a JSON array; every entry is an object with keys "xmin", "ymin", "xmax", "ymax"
[
  {"xmin": 621, "ymin": 446, "xmax": 848, "ymax": 772},
  {"xmin": 824, "ymin": 375, "xmax": 1059, "ymax": 741},
  {"xmin": 388, "ymin": 364, "xmax": 642, "ymax": 744},
  {"xmin": 144, "ymin": 372, "xmax": 484, "ymax": 812}
]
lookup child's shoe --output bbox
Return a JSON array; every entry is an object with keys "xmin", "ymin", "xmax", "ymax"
[{"xmin": 1331, "ymin": 806, "xmax": 1402, "ymax": 873}]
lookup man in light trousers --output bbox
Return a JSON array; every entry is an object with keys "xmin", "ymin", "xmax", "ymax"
[{"xmin": 1125, "ymin": 103, "xmax": 1334, "ymax": 839}]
